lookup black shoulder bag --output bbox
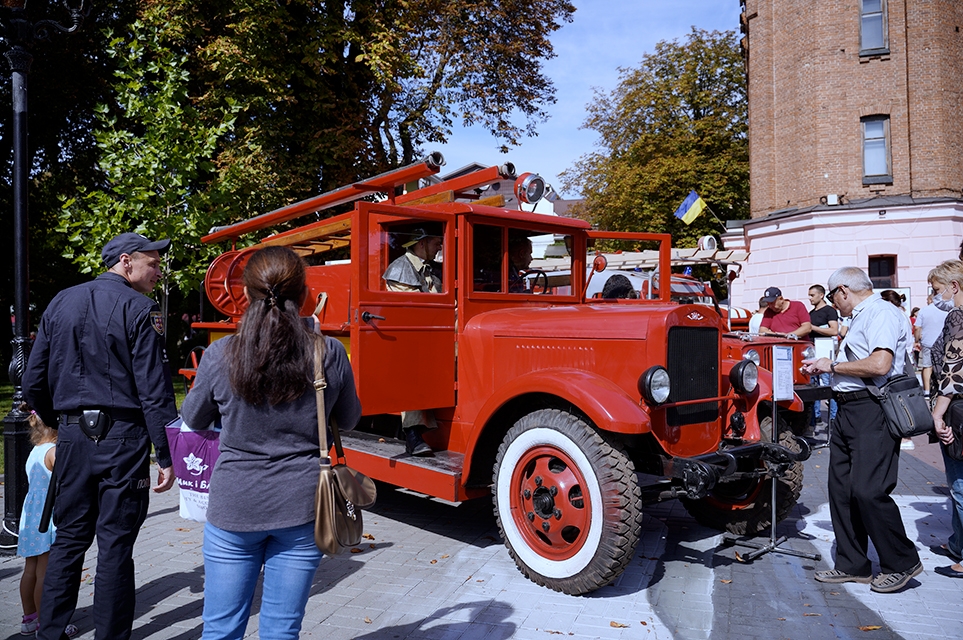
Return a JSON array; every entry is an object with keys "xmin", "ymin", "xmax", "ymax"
[
  {"xmin": 850, "ymin": 344, "xmax": 934, "ymax": 439},
  {"xmin": 943, "ymin": 397, "xmax": 963, "ymax": 461}
]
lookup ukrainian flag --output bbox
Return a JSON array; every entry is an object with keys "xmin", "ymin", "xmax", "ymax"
[{"xmin": 673, "ymin": 190, "xmax": 707, "ymax": 226}]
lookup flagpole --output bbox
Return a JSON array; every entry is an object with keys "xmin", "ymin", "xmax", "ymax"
[{"xmin": 703, "ymin": 204, "xmax": 728, "ymax": 233}]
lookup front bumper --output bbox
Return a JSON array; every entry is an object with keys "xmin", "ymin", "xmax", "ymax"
[{"xmin": 660, "ymin": 436, "xmax": 812, "ymax": 500}]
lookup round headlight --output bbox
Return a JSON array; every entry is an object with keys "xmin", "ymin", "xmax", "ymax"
[
  {"xmin": 638, "ymin": 366, "xmax": 671, "ymax": 405},
  {"xmin": 514, "ymin": 172, "xmax": 546, "ymax": 204},
  {"xmin": 743, "ymin": 349, "xmax": 761, "ymax": 366},
  {"xmin": 729, "ymin": 360, "xmax": 758, "ymax": 395},
  {"xmin": 802, "ymin": 345, "xmax": 816, "ymax": 361}
]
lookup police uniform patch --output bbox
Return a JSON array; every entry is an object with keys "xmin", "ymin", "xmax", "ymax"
[{"xmin": 150, "ymin": 311, "xmax": 165, "ymax": 335}]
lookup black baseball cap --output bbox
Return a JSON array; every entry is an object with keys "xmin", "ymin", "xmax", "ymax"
[
  {"xmin": 761, "ymin": 286, "xmax": 782, "ymax": 303},
  {"xmin": 102, "ymin": 233, "xmax": 171, "ymax": 268}
]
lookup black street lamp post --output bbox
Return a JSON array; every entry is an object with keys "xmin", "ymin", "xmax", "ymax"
[{"xmin": 0, "ymin": 0, "xmax": 84, "ymax": 553}]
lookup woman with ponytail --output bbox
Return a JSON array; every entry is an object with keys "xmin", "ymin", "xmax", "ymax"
[{"xmin": 182, "ymin": 246, "xmax": 361, "ymax": 639}]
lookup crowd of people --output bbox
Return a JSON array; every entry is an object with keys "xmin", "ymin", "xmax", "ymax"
[
  {"xmin": 12, "ymin": 230, "xmax": 963, "ymax": 640},
  {"xmin": 743, "ymin": 258, "xmax": 963, "ymax": 592}
]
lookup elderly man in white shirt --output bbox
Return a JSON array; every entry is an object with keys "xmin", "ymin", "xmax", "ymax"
[{"xmin": 803, "ymin": 266, "xmax": 923, "ymax": 594}]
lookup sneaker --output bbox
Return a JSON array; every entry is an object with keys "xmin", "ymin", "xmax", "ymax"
[
  {"xmin": 21, "ymin": 613, "xmax": 39, "ymax": 635},
  {"xmin": 900, "ymin": 438, "xmax": 915, "ymax": 451},
  {"xmin": 814, "ymin": 568, "xmax": 872, "ymax": 584},
  {"xmin": 870, "ymin": 561, "xmax": 923, "ymax": 593},
  {"xmin": 403, "ymin": 426, "xmax": 433, "ymax": 457}
]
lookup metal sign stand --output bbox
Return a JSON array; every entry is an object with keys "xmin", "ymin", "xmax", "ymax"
[{"xmin": 722, "ymin": 346, "xmax": 821, "ymax": 563}]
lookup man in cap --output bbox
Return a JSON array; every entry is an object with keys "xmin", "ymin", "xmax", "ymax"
[
  {"xmin": 23, "ymin": 232, "xmax": 178, "ymax": 640},
  {"xmin": 759, "ymin": 286, "xmax": 813, "ymax": 339},
  {"xmin": 382, "ymin": 228, "xmax": 443, "ymax": 455}
]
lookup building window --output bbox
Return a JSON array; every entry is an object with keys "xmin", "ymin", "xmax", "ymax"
[
  {"xmin": 862, "ymin": 116, "xmax": 892, "ymax": 185},
  {"xmin": 869, "ymin": 255, "xmax": 897, "ymax": 289},
  {"xmin": 860, "ymin": 0, "xmax": 888, "ymax": 55}
]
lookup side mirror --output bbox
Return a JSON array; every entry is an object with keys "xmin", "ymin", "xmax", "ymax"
[
  {"xmin": 584, "ymin": 252, "xmax": 608, "ymax": 300},
  {"xmin": 592, "ymin": 253, "xmax": 608, "ymax": 273}
]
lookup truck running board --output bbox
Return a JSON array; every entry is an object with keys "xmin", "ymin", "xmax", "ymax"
[{"xmin": 339, "ymin": 431, "xmax": 489, "ymax": 503}]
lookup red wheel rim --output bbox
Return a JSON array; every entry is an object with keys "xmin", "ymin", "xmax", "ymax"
[{"xmin": 508, "ymin": 445, "xmax": 591, "ymax": 561}]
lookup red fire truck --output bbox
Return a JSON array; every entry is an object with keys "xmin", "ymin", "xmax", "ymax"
[{"xmin": 187, "ymin": 154, "xmax": 812, "ymax": 594}]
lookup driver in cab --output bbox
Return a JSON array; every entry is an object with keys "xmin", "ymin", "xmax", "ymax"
[{"xmin": 508, "ymin": 233, "xmax": 533, "ymax": 293}]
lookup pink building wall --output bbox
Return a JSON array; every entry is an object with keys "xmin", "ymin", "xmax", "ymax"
[{"xmin": 726, "ymin": 202, "xmax": 963, "ymax": 313}]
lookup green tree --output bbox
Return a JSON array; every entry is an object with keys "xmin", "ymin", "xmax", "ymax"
[
  {"xmin": 146, "ymin": 0, "xmax": 575, "ymax": 207},
  {"xmin": 562, "ymin": 28, "xmax": 748, "ymax": 246},
  {"xmin": 57, "ymin": 19, "xmax": 239, "ymax": 299}
]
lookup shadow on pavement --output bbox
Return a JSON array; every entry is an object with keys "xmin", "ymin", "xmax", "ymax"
[{"xmin": 353, "ymin": 600, "xmax": 516, "ymax": 640}]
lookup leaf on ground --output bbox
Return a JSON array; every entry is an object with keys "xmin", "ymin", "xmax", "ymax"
[
  {"xmin": 734, "ymin": 551, "xmax": 746, "ymax": 563},
  {"xmin": 362, "ymin": 533, "xmax": 375, "ymax": 540},
  {"xmin": 175, "ymin": 527, "xmax": 191, "ymax": 532},
  {"xmin": 720, "ymin": 579, "xmax": 732, "ymax": 584},
  {"xmin": 830, "ymin": 591, "xmax": 840, "ymax": 596},
  {"xmin": 803, "ymin": 613, "xmax": 822, "ymax": 617},
  {"xmin": 777, "ymin": 618, "xmax": 786, "ymax": 621},
  {"xmin": 430, "ymin": 559, "xmax": 437, "ymax": 564},
  {"xmin": 378, "ymin": 438, "xmax": 386, "ymax": 443},
  {"xmin": 369, "ymin": 544, "xmax": 376, "ymax": 549},
  {"xmin": 610, "ymin": 621, "xmax": 629, "ymax": 628},
  {"xmin": 858, "ymin": 625, "xmax": 882, "ymax": 631},
  {"xmin": 349, "ymin": 547, "xmax": 363, "ymax": 553},
  {"xmin": 441, "ymin": 554, "xmax": 449, "ymax": 559},
  {"xmin": 364, "ymin": 617, "xmax": 372, "ymax": 624},
  {"xmin": 640, "ymin": 621, "xmax": 647, "ymax": 626}
]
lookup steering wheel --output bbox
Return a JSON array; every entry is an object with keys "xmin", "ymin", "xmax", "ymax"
[{"xmin": 524, "ymin": 269, "xmax": 550, "ymax": 294}]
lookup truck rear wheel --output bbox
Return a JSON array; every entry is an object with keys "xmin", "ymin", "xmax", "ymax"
[
  {"xmin": 681, "ymin": 415, "xmax": 803, "ymax": 535},
  {"xmin": 492, "ymin": 409, "xmax": 642, "ymax": 595}
]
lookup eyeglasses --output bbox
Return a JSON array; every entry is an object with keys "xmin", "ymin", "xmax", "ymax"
[{"xmin": 828, "ymin": 285, "xmax": 844, "ymax": 304}]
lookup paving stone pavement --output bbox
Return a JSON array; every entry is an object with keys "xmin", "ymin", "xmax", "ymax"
[{"xmin": 2, "ymin": 429, "xmax": 961, "ymax": 639}]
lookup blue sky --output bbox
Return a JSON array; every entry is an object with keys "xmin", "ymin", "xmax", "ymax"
[{"xmin": 433, "ymin": 1, "xmax": 742, "ymax": 197}]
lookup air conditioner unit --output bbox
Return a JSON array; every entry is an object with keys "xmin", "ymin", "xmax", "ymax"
[{"xmin": 826, "ymin": 194, "xmax": 839, "ymax": 206}]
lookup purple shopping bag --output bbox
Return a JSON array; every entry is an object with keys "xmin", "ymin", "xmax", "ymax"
[{"xmin": 165, "ymin": 417, "xmax": 220, "ymax": 522}]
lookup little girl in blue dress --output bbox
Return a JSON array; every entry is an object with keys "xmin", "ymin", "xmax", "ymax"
[{"xmin": 17, "ymin": 408, "xmax": 76, "ymax": 637}]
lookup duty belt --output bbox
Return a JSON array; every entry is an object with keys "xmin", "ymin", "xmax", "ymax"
[
  {"xmin": 832, "ymin": 388, "xmax": 875, "ymax": 404},
  {"xmin": 62, "ymin": 409, "xmax": 142, "ymax": 424}
]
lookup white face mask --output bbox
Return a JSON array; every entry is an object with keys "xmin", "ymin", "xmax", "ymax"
[{"xmin": 934, "ymin": 286, "xmax": 955, "ymax": 312}]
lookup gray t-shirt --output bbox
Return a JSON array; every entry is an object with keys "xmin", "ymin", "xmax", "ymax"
[
  {"xmin": 915, "ymin": 302, "xmax": 949, "ymax": 348},
  {"xmin": 181, "ymin": 334, "xmax": 361, "ymax": 532}
]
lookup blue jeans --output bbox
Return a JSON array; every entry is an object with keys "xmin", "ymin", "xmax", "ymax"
[
  {"xmin": 942, "ymin": 446, "xmax": 963, "ymax": 559},
  {"xmin": 812, "ymin": 373, "xmax": 837, "ymax": 424},
  {"xmin": 202, "ymin": 522, "xmax": 323, "ymax": 640}
]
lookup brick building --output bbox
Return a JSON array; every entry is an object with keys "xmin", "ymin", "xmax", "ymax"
[{"xmin": 724, "ymin": 0, "xmax": 963, "ymax": 311}]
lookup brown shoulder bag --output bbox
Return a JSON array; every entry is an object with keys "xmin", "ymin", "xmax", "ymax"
[{"xmin": 312, "ymin": 338, "xmax": 377, "ymax": 555}]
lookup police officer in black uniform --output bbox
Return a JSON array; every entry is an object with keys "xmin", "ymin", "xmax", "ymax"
[{"xmin": 23, "ymin": 232, "xmax": 178, "ymax": 640}]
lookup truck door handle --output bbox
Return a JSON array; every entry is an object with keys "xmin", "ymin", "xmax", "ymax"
[{"xmin": 361, "ymin": 311, "xmax": 385, "ymax": 323}]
